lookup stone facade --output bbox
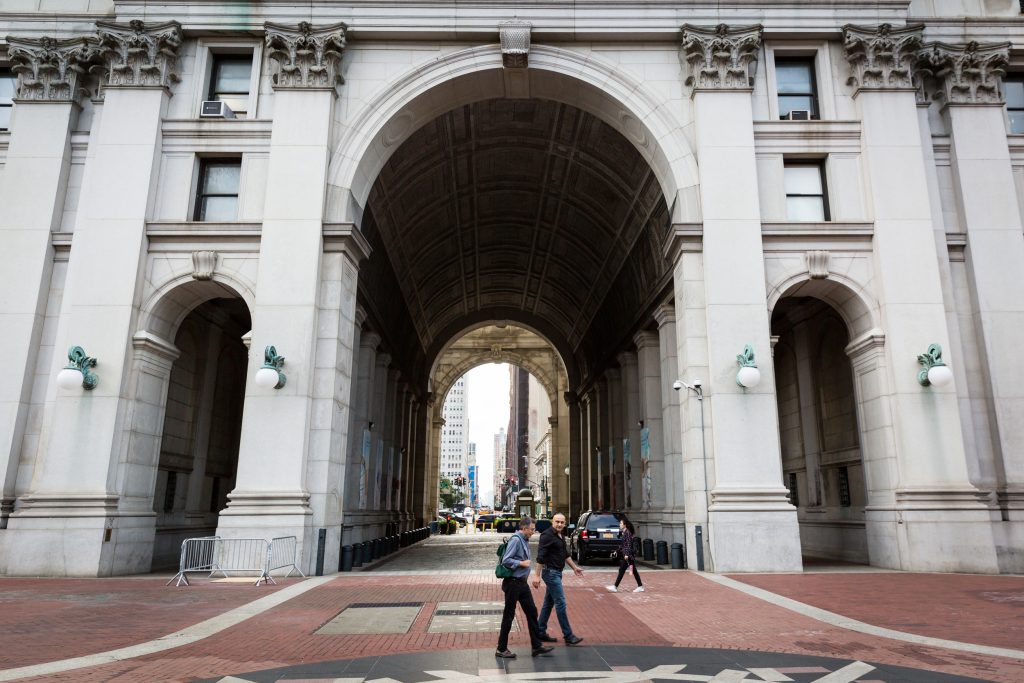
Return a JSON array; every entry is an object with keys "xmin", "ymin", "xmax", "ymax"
[{"xmin": 0, "ymin": 1, "xmax": 1022, "ymax": 576}]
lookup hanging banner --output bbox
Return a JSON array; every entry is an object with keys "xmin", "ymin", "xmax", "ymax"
[
  {"xmin": 374, "ymin": 439, "xmax": 384, "ymax": 509},
  {"xmin": 623, "ymin": 437, "xmax": 632, "ymax": 508},
  {"xmin": 359, "ymin": 429, "xmax": 371, "ymax": 510},
  {"xmin": 640, "ymin": 427, "xmax": 652, "ymax": 509},
  {"xmin": 608, "ymin": 445, "xmax": 616, "ymax": 509}
]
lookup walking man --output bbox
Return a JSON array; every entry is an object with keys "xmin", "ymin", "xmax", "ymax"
[
  {"xmin": 496, "ymin": 516, "xmax": 553, "ymax": 659},
  {"xmin": 531, "ymin": 512, "xmax": 584, "ymax": 645}
]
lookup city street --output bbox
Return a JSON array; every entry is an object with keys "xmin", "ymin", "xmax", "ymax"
[{"xmin": 0, "ymin": 533, "xmax": 1021, "ymax": 682}]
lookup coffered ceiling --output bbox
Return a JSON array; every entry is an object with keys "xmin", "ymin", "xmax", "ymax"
[{"xmin": 365, "ymin": 97, "xmax": 668, "ymax": 364}]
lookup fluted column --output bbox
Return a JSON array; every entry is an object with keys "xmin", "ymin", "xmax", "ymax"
[
  {"xmin": 840, "ymin": 24, "xmax": 998, "ymax": 572},
  {"xmin": 654, "ymin": 304, "xmax": 685, "ymax": 542},
  {"xmin": 617, "ymin": 351, "xmax": 641, "ymax": 512},
  {"xmin": 682, "ymin": 23, "xmax": 800, "ymax": 572},
  {"xmin": 634, "ymin": 330, "xmax": 666, "ymax": 525},
  {"xmin": 605, "ymin": 368, "xmax": 622, "ymax": 510}
]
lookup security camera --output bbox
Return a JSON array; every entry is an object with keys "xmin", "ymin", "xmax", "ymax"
[
  {"xmin": 693, "ymin": 378, "xmax": 702, "ymax": 388},
  {"xmin": 672, "ymin": 380, "xmax": 683, "ymax": 391}
]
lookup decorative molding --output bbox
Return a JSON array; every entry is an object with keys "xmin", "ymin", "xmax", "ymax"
[
  {"xmin": 805, "ymin": 250, "xmax": 830, "ymax": 279},
  {"xmin": 191, "ymin": 250, "xmax": 218, "ymax": 280},
  {"xmin": 652, "ymin": 303, "xmax": 675, "ymax": 328},
  {"xmin": 7, "ymin": 36, "xmax": 98, "ymax": 102},
  {"xmin": 680, "ymin": 23, "xmax": 762, "ymax": 91},
  {"xmin": 842, "ymin": 23, "xmax": 923, "ymax": 92},
  {"xmin": 264, "ymin": 21, "xmax": 348, "ymax": 90},
  {"xmin": 94, "ymin": 20, "xmax": 184, "ymax": 92},
  {"xmin": 633, "ymin": 330, "xmax": 660, "ymax": 351},
  {"xmin": 844, "ymin": 327, "xmax": 886, "ymax": 364},
  {"xmin": 322, "ymin": 222, "xmax": 373, "ymax": 262},
  {"xmin": 498, "ymin": 20, "xmax": 532, "ymax": 68},
  {"xmin": 915, "ymin": 40, "xmax": 1010, "ymax": 105}
]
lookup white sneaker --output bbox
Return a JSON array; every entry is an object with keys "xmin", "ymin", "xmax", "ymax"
[
  {"xmin": 605, "ymin": 585, "xmax": 618, "ymax": 593},
  {"xmin": 633, "ymin": 586, "xmax": 645, "ymax": 593}
]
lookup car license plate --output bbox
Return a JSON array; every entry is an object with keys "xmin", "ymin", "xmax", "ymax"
[{"xmin": 601, "ymin": 533, "xmax": 614, "ymax": 539}]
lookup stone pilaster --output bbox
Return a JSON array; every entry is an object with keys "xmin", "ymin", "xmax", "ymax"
[
  {"xmin": 616, "ymin": 351, "xmax": 641, "ymax": 512},
  {"xmin": 682, "ymin": 23, "xmax": 801, "ymax": 573},
  {"xmin": 840, "ymin": 25, "xmax": 999, "ymax": 572},
  {"xmin": 654, "ymin": 304, "xmax": 685, "ymax": 543},
  {"xmin": 633, "ymin": 331, "xmax": 665, "ymax": 521}
]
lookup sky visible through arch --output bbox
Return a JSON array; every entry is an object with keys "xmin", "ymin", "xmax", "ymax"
[{"xmin": 464, "ymin": 362, "xmax": 510, "ymax": 506}]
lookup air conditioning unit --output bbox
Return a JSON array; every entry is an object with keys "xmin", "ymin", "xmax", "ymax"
[
  {"xmin": 783, "ymin": 110, "xmax": 811, "ymax": 121},
  {"xmin": 200, "ymin": 100, "xmax": 235, "ymax": 119}
]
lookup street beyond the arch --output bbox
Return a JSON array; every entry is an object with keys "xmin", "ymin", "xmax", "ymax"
[{"xmin": 1, "ymin": 532, "xmax": 1022, "ymax": 683}]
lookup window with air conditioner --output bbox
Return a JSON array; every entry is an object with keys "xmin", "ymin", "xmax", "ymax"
[
  {"xmin": 0, "ymin": 69, "xmax": 15, "ymax": 130},
  {"xmin": 1007, "ymin": 76, "xmax": 1024, "ymax": 134},
  {"xmin": 207, "ymin": 55, "xmax": 252, "ymax": 117},
  {"xmin": 775, "ymin": 57, "xmax": 819, "ymax": 120},
  {"xmin": 194, "ymin": 159, "xmax": 241, "ymax": 221},
  {"xmin": 784, "ymin": 162, "xmax": 829, "ymax": 221}
]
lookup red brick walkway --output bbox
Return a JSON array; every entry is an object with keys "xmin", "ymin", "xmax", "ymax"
[{"xmin": 2, "ymin": 571, "xmax": 1023, "ymax": 683}]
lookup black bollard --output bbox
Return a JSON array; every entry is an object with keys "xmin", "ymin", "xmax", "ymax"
[
  {"xmin": 371, "ymin": 538, "xmax": 380, "ymax": 560},
  {"xmin": 656, "ymin": 540, "xmax": 669, "ymax": 565},
  {"xmin": 361, "ymin": 540, "xmax": 372, "ymax": 565},
  {"xmin": 670, "ymin": 542, "xmax": 684, "ymax": 569},
  {"xmin": 352, "ymin": 542, "xmax": 364, "ymax": 568},
  {"xmin": 341, "ymin": 544, "xmax": 354, "ymax": 572},
  {"xmin": 642, "ymin": 537, "xmax": 655, "ymax": 561}
]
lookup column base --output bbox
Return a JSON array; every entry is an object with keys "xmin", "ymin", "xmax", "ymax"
[
  {"xmin": 657, "ymin": 509, "xmax": 687, "ymax": 545},
  {"xmin": 708, "ymin": 487, "xmax": 802, "ymax": 572},
  {"xmin": 2, "ymin": 494, "xmax": 155, "ymax": 576},
  {"xmin": 217, "ymin": 491, "xmax": 315, "ymax": 574},
  {"xmin": 866, "ymin": 488, "xmax": 1000, "ymax": 573}
]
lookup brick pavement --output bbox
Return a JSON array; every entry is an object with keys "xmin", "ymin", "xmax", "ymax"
[{"xmin": 2, "ymin": 569, "xmax": 1022, "ymax": 683}]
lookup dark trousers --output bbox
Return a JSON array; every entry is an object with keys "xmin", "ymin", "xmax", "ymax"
[
  {"xmin": 614, "ymin": 556, "xmax": 643, "ymax": 588},
  {"xmin": 497, "ymin": 577, "xmax": 542, "ymax": 651}
]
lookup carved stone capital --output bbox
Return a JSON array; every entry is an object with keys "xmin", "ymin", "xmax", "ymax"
[
  {"xmin": 498, "ymin": 20, "xmax": 532, "ymax": 68},
  {"xmin": 94, "ymin": 21, "xmax": 183, "ymax": 93},
  {"xmin": 915, "ymin": 40, "xmax": 1010, "ymax": 105},
  {"xmin": 6, "ymin": 36, "xmax": 98, "ymax": 103},
  {"xmin": 842, "ymin": 23, "xmax": 923, "ymax": 92},
  {"xmin": 680, "ymin": 23, "xmax": 762, "ymax": 91},
  {"xmin": 265, "ymin": 21, "xmax": 348, "ymax": 90}
]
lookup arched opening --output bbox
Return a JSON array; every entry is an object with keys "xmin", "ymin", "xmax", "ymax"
[{"xmin": 771, "ymin": 296, "xmax": 869, "ymax": 565}]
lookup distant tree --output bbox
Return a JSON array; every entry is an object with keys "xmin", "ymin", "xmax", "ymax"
[{"xmin": 439, "ymin": 477, "xmax": 456, "ymax": 509}]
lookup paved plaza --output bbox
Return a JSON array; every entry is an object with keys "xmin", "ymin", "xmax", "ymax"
[{"xmin": 0, "ymin": 533, "xmax": 1022, "ymax": 683}]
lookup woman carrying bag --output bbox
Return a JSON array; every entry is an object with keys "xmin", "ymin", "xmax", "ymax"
[{"xmin": 606, "ymin": 518, "xmax": 644, "ymax": 593}]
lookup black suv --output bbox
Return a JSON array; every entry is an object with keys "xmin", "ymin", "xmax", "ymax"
[{"xmin": 568, "ymin": 511, "xmax": 629, "ymax": 564}]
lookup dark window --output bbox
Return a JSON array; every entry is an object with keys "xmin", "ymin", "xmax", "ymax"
[
  {"xmin": 586, "ymin": 513, "xmax": 622, "ymax": 529},
  {"xmin": 1006, "ymin": 77, "xmax": 1024, "ymax": 134},
  {"xmin": 838, "ymin": 467, "xmax": 852, "ymax": 507},
  {"xmin": 776, "ymin": 58, "xmax": 819, "ymax": 120},
  {"xmin": 787, "ymin": 472, "xmax": 799, "ymax": 508},
  {"xmin": 0, "ymin": 69, "xmax": 15, "ymax": 130},
  {"xmin": 208, "ymin": 55, "xmax": 252, "ymax": 116},
  {"xmin": 784, "ymin": 162, "xmax": 829, "ymax": 221},
  {"xmin": 194, "ymin": 159, "xmax": 240, "ymax": 221},
  {"xmin": 163, "ymin": 471, "xmax": 177, "ymax": 513}
]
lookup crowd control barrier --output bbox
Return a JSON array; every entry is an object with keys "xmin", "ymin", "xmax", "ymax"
[{"xmin": 168, "ymin": 535, "xmax": 304, "ymax": 587}]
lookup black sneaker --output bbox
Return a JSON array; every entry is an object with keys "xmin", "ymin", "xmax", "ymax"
[
  {"xmin": 537, "ymin": 633, "xmax": 557, "ymax": 643},
  {"xmin": 495, "ymin": 649, "xmax": 516, "ymax": 659},
  {"xmin": 532, "ymin": 645, "xmax": 554, "ymax": 657},
  {"xmin": 564, "ymin": 635, "xmax": 584, "ymax": 645}
]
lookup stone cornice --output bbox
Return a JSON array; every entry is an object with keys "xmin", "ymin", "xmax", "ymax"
[
  {"xmin": 94, "ymin": 20, "xmax": 184, "ymax": 93},
  {"xmin": 915, "ymin": 40, "xmax": 1010, "ymax": 105},
  {"xmin": 680, "ymin": 23, "xmax": 763, "ymax": 91},
  {"xmin": 6, "ymin": 35, "xmax": 98, "ymax": 103},
  {"xmin": 842, "ymin": 23, "xmax": 923, "ymax": 92},
  {"xmin": 265, "ymin": 21, "xmax": 348, "ymax": 90}
]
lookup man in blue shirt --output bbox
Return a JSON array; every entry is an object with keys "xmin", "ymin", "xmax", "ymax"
[{"xmin": 495, "ymin": 516, "xmax": 553, "ymax": 659}]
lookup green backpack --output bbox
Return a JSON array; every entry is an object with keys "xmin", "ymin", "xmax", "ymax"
[{"xmin": 495, "ymin": 536, "xmax": 515, "ymax": 579}]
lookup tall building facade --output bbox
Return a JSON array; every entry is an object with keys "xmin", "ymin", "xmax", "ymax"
[
  {"xmin": 439, "ymin": 377, "xmax": 468, "ymax": 486},
  {"xmin": 1, "ymin": 2, "xmax": 1022, "ymax": 576},
  {"xmin": 493, "ymin": 427, "xmax": 507, "ymax": 508}
]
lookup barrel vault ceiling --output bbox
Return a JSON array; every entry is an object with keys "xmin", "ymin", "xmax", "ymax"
[{"xmin": 365, "ymin": 97, "xmax": 668, "ymax": 358}]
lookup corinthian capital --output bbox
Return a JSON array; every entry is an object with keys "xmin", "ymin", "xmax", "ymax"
[
  {"xmin": 265, "ymin": 21, "xmax": 348, "ymax": 90},
  {"xmin": 680, "ymin": 23, "xmax": 762, "ymax": 91},
  {"xmin": 94, "ymin": 20, "xmax": 184, "ymax": 92},
  {"xmin": 6, "ymin": 36, "xmax": 98, "ymax": 102},
  {"xmin": 842, "ymin": 23, "xmax": 923, "ymax": 91},
  {"xmin": 915, "ymin": 40, "xmax": 1010, "ymax": 105}
]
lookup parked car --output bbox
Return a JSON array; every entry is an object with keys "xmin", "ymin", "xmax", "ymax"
[
  {"xmin": 475, "ymin": 513, "xmax": 499, "ymax": 530},
  {"xmin": 568, "ymin": 510, "xmax": 630, "ymax": 564}
]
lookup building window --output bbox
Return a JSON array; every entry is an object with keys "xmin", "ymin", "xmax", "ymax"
[
  {"xmin": 838, "ymin": 467, "xmax": 852, "ymax": 508},
  {"xmin": 1007, "ymin": 76, "xmax": 1024, "ymax": 134},
  {"xmin": 776, "ymin": 58, "xmax": 818, "ymax": 120},
  {"xmin": 0, "ymin": 69, "xmax": 15, "ymax": 130},
  {"xmin": 787, "ymin": 472, "xmax": 799, "ymax": 508},
  {"xmin": 208, "ymin": 55, "xmax": 252, "ymax": 117},
  {"xmin": 194, "ymin": 159, "xmax": 241, "ymax": 221},
  {"xmin": 784, "ymin": 162, "xmax": 829, "ymax": 221}
]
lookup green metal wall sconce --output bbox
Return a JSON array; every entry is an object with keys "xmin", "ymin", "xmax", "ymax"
[
  {"xmin": 56, "ymin": 346, "xmax": 98, "ymax": 390},
  {"xmin": 735, "ymin": 344, "xmax": 761, "ymax": 388},
  {"xmin": 917, "ymin": 343, "xmax": 953, "ymax": 387},
  {"xmin": 254, "ymin": 345, "xmax": 286, "ymax": 389}
]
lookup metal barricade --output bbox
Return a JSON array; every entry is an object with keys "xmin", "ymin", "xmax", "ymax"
[
  {"xmin": 167, "ymin": 536, "xmax": 220, "ymax": 587},
  {"xmin": 262, "ymin": 536, "xmax": 305, "ymax": 585},
  {"xmin": 168, "ymin": 537, "xmax": 269, "ymax": 586}
]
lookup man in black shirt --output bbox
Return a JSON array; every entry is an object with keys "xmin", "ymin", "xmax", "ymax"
[{"xmin": 530, "ymin": 512, "xmax": 584, "ymax": 645}]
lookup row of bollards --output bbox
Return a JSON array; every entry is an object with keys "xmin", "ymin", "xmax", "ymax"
[
  {"xmin": 635, "ymin": 537, "xmax": 686, "ymax": 570},
  {"xmin": 339, "ymin": 526, "xmax": 431, "ymax": 572}
]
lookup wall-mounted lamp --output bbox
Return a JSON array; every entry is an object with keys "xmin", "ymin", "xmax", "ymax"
[
  {"xmin": 735, "ymin": 344, "xmax": 761, "ymax": 389},
  {"xmin": 254, "ymin": 345, "xmax": 286, "ymax": 389},
  {"xmin": 56, "ymin": 346, "xmax": 98, "ymax": 390},
  {"xmin": 564, "ymin": 466, "xmax": 570, "ymax": 476},
  {"xmin": 917, "ymin": 343, "xmax": 953, "ymax": 388}
]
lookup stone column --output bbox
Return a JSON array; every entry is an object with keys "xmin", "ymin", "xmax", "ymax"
[
  {"xmin": 564, "ymin": 391, "xmax": 582, "ymax": 521},
  {"xmin": 0, "ymin": 36, "xmax": 95, "ymax": 529},
  {"xmin": 682, "ymin": 23, "xmax": 801, "ymax": 571},
  {"xmin": 605, "ymin": 368, "xmax": 622, "ymax": 510},
  {"xmin": 926, "ymin": 41, "xmax": 1024, "ymax": 537},
  {"xmin": 581, "ymin": 391, "xmax": 595, "ymax": 511},
  {"xmin": 617, "ymin": 351, "xmax": 641, "ymax": 512},
  {"xmin": 5, "ymin": 22, "xmax": 185, "ymax": 576},
  {"xmin": 183, "ymin": 326, "xmax": 224, "ymax": 524},
  {"xmin": 840, "ymin": 24, "xmax": 998, "ymax": 571},
  {"xmin": 791, "ymin": 322, "xmax": 824, "ymax": 509},
  {"xmin": 654, "ymin": 303, "xmax": 685, "ymax": 542},
  {"xmin": 634, "ymin": 330, "xmax": 666, "ymax": 536},
  {"xmin": 219, "ymin": 22, "xmax": 349, "ymax": 572}
]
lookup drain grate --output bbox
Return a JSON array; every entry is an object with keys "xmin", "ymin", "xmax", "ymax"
[
  {"xmin": 348, "ymin": 602, "xmax": 423, "ymax": 608},
  {"xmin": 435, "ymin": 609, "xmax": 503, "ymax": 616}
]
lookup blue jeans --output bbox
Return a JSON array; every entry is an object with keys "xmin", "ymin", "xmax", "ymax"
[{"xmin": 537, "ymin": 568, "xmax": 575, "ymax": 638}]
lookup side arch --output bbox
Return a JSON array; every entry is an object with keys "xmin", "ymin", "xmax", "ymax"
[
  {"xmin": 767, "ymin": 272, "xmax": 879, "ymax": 341},
  {"xmin": 138, "ymin": 273, "xmax": 255, "ymax": 344}
]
